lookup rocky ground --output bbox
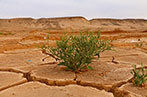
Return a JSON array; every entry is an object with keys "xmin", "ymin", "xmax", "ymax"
[{"xmin": 0, "ymin": 17, "xmax": 147, "ymax": 97}]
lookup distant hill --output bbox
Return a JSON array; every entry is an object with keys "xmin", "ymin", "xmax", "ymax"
[{"xmin": 0, "ymin": 16, "xmax": 147, "ymax": 32}]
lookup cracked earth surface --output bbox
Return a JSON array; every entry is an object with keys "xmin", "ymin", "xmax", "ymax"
[
  {"xmin": 0, "ymin": 18, "xmax": 147, "ymax": 97},
  {"xmin": 0, "ymin": 47, "xmax": 147, "ymax": 97}
]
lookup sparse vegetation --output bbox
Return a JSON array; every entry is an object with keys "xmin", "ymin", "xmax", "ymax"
[
  {"xmin": 41, "ymin": 32, "xmax": 112, "ymax": 72},
  {"xmin": 0, "ymin": 32, "xmax": 3, "ymax": 35},
  {"xmin": 135, "ymin": 42, "xmax": 143, "ymax": 48},
  {"xmin": 131, "ymin": 64, "xmax": 147, "ymax": 87},
  {"xmin": 0, "ymin": 32, "xmax": 15, "ymax": 36},
  {"xmin": 7, "ymin": 32, "xmax": 15, "ymax": 35}
]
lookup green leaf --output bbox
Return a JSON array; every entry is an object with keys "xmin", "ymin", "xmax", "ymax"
[
  {"xmin": 64, "ymin": 67, "xmax": 71, "ymax": 71},
  {"xmin": 131, "ymin": 64, "xmax": 147, "ymax": 87},
  {"xmin": 58, "ymin": 62, "xmax": 65, "ymax": 66},
  {"xmin": 87, "ymin": 66, "xmax": 93, "ymax": 70},
  {"xmin": 130, "ymin": 71, "xmax": 133, "ymax": 74},
  {"xmin": 139, "ymin": 80, "xmax": 143, "ymax": 85}
]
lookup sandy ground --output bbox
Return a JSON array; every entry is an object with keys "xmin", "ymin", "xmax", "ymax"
[{"xmin": 0, "ymin": 17, "xmax": 147, "ymax": 97}]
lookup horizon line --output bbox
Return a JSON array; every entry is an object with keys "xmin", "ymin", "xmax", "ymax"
[{"xmin": 0, "ymin": 16, "xmax": 147, "ymax": 21}]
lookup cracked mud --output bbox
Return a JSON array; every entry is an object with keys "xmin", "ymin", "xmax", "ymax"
[
  {"xmin": 0, "ymin": 48, "xmax": 147, "ymax": 97},
  {"xmin": 0, "ymin": 17, "xmax": 147, "ymax": 97}
]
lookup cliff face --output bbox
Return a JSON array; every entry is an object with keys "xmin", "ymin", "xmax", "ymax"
[{"xmin": 0, "ymin": 16, "xmax": 147, "ymax": 32}]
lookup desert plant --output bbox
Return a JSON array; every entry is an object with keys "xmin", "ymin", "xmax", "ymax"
[
  {"xmin": 0, "ymin": 32, "xmax": 3, "ymax": 35},
  {"xmin": 130, "ymin": 64, "xmax": 147, "ymax": 87},
  {"xmin": 42, "ymin": 32, "xmax": 112, "ymax": 72},
  {"xmin": 135, "ymin": 42, "xmax": 143, "ymax": 48},
  {"xmin": 0, "ymin": 32, "xmax": 15, "ymax": 35}
]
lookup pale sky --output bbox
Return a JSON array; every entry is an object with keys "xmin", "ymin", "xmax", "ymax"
[{"xmin": 0, "ymin": 0, "xmax": 147, "ymax": 19}]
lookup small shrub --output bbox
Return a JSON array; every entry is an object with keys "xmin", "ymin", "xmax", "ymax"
[
  {"xmin": 0, "ymin": 32, "xmax": 15, "ymax": 35},
  {"xmin": 135, "ymin": 42, "xmax": 143, "ymax": 48},
  {"xmin": 0, "ymin": 32, "xmax": 3, "ymax": 35},
  {"xmin": 130, "ymin": 64, "xmax": 147, "ymax": 87},
  {"xmin": 42, "ymin": 32, "xmax": 112, "ymax": 73}
]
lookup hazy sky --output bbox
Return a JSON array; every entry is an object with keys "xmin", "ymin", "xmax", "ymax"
[{"xmin": 0, "ymin": 0, "xmax": 147, "ymax": 19}]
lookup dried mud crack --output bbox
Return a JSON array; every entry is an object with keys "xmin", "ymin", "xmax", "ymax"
[
  {"xmin": 26, "ymin": 70, "xmax": 136, "ymax": 97},
  {"xmin": 0, "ymin": 80, "xmax": 27, "ymax": 91},
  {"xmin": 0, "ymin": 48, "xmax": 146, "ymax": 97},
  {"xmin": 0, "ymin": 68, "xmax": 25, "ymax": 74},
  {"xmin": 0, "ymin": 62, "xmax": 147, "ymax": 97},
  {"xmin": 0, "ymin": 69, "xmax": 27, "ymax": 92},
  {"xmin": 0, "ymin": 67, "xmax": 133, "ymax": 97}
]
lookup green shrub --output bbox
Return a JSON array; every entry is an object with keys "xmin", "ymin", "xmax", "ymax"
[
  {"xmin": 135, "ymin": 42, "xmax": 143, "ymax": 48},
  {"xmin": 0, "ymin": 32, "xmax": 3, "ymax": 35},
  {"xmin": 131, "ymin": 64, "xmax": 147, "ymax": 87},
  {"xmin": 42, "ymin": 32, "xmax": 112, "ymax": 72},
  {"xmin": 0, "ymin": 32, "xmax": 15, "ymax": 35}
]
